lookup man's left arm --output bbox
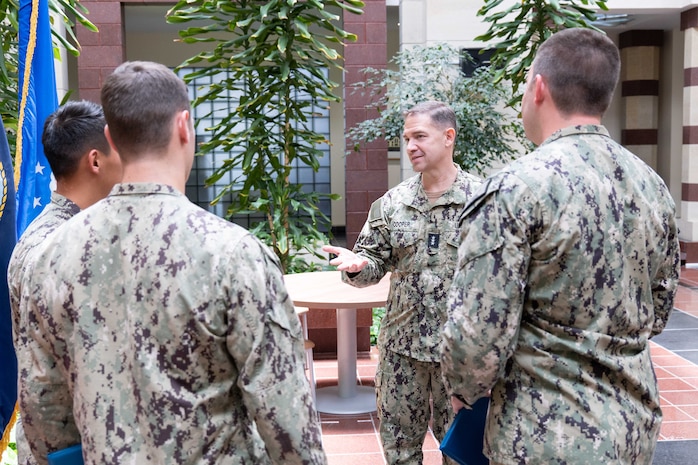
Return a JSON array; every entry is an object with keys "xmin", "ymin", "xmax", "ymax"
[
  {"xmin": 18, "ymin": 268, "xmax": 80, "ymax": 464},
  {"xmin": 441, "ymin": 180, "xmax": 532, "ymax": 405},
  {"xmin": 650, "ymin": 210, "xmax": 681, "ymax": 337},
  {"xmin": 232, "ymin": 236, "xmax": 327, "ymax": 465}
]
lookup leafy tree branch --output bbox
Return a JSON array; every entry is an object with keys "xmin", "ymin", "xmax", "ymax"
[
  {"xmin": 347, "ymin": 43, "xmax": 529, "ymax": 175},
  {"xmin": 476, "ymin": 0, "xmax": 608, "ymax": 105}
]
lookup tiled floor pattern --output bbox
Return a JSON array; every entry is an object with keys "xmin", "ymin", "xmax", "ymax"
[{"xmin": 315, "ymin": 268, "xmax": 698, "ymax": 464}]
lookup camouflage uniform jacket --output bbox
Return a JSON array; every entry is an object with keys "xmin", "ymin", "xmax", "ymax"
[
  {"xmin": 345, "ymin": 167, "xmax": 482, "ymax": 362},
  {"xmin": 441, "ymin": 125, "xmax": 680, "ymax": 464},
  {"xmin": 8, "ymin": 192, "xmax": 80, "ymax": 465},
  {"xmin": 9, "ymin": 192, "xmax": 80, "ymax": 330},
  {"xmin": 18, "ymin": 183, "xmax": 327, "ymax": 465}
]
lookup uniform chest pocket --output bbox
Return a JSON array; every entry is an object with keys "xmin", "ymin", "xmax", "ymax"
[
  {"xmin": 389, "ymin": 229, "xmax": 420, "ymax": 249},
  {"xmin": 389, "ymin": 229, "xmax": 421, "ymax": 269}
]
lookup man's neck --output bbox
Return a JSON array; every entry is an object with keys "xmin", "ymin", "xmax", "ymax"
[
  {"xmin": 538, "ymin": 114, "xmax": 602, "ymax": 144},
  {"xmin": 55, "ymin": 179, "xmax": 90, "ymax": 210},
  {"xmin": 422, "ymin": 163, "xmax": 458, "ymax": 193},
  {"xmin": 121, "ymin": 158, "xmax": 187, "ymax": 193}
]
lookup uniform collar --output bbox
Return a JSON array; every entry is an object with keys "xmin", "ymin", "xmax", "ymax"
[
  {"xmin": 49, "ymin": 191, "xmax": 80, "ymax": 215},
  {"xmin": 540, "ymin": 124, "xmax": 611, "ymax": 147},
  {"xmin": 109, "ymin": 182, "xmax": 183, "ymax": 197},
  {"xmin": 403, "ymin": 166, "xmax": 469, "ymax": 210}
]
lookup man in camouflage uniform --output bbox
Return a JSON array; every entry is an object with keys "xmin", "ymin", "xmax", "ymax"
[
  {"xmin": 17, "ymin": 62, "xmax": 326, "ymax": 465},
  {"xmin": 8, "ymin": 100, "xmax": 122, "ymax": 465},
  {"xmin": 324, "ymin": 101, "xmax": 482, "ymax": 464},
  {"xmin": 441, "ymin": 28, "xmax": 680, "ymax": 465}
]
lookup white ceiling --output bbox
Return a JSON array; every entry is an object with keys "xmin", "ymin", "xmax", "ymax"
[{"xmin": 123, "ymin": 5, "xmax": 682, "ymax": 36}]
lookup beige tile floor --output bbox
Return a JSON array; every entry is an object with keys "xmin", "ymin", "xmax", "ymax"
[
  {"xmin": 314, "ymin": 268, "xmax": 698, "ymax": 464},
  {"xmin": 314, "ymin": 348, "xmax": 446, "ymax": 465}
]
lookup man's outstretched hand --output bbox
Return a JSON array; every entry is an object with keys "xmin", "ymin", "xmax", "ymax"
[{"xmin": 322, "ymin": 245, "xmax": 369, "ymax": 273}]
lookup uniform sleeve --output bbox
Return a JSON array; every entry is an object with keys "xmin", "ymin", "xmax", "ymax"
[
  {"xmin": 343, "ymin": 197, "xmax": 392, "ymax": 288},
  {"xmin": 649, "ymin": 207, "xmax": 681, "ymax": 338},
  {"xmin": 17, "ymin": 260, "xmax": 80, "ymax": 465},
  {"xmin": 228, "ymin": 235, "xmax": 327, "ymax": 465},
  {"xmin": 8, "ymin": 249, "xmax": 42, "ymax": 465},
  {"xmin": 441, "ymin": 177, "xmax": 535, "ymax": 405},
  {"xmin": 9, "ymin": 247, "xmax": 23, "ymax": 343}
]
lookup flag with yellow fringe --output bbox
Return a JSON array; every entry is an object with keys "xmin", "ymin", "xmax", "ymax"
[
  {"xmin": 0, "ymin": 114, "xmax": 18, "ymax": 461},
  {"xmin": 2, "ymin": 0, "xmax": 58, "ymax": 457}
]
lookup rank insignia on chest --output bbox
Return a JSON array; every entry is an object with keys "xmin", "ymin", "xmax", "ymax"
[{"xmin": 428, "ymin": 233, "xmax": 440, "ymax": 249}]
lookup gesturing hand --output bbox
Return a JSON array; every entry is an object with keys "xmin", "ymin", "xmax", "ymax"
[{"xmin": 322, "ymin": 245, "xmax": 369, "ymax": 273}]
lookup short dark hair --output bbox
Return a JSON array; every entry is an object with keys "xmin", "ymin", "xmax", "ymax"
[
  {"xmin": 404, "ymin": 101, "xmax": 458, "ymax": 135},
  {"xmin": 41, "ymin": 100, "xmax": 109, "ymax": 180},
  {"xmin": 533, "ymin": 28, "xmax": 620, "ymax": 117},
  {"xmin": 101, "ymin": 61, "xmax": 191, "ymax": 158}
]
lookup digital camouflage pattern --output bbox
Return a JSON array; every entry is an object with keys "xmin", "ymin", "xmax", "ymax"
[
  {"xmin": 16, "ymin": 183, "xmax": 327, "ymax": 465},
  {"xmin": 442, "ymin": 125, "xmax": 680, "ymax": 465},
  {"xmin": 345, "ymin": 168, "xmax": 482, "ymax": 362},
  {"xmin": 8, "ymin": 192, "xmax": 81, "ymax": 465},
  {"xmin": 375, "ymin": 349, "xmax": 453, "ymax": 465},
  {"xmin": 345, "ymin": 168, "xmax": 481, "ymax": 464}
]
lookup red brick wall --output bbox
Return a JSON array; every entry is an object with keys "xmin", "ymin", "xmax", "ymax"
[
  {"xmin": 76, "ymin": 0, "xmax": 172, "ymax": 102},
  {"xmin": 307, "ymin": 307, "xmax": 373, "ymax": 355},
  {"xmin": 343, "ymin": 0, "xmax": 389, "ymax": 249},
  {"xmin": 338, "ymin": 1, "xmax": 389, "ymax": 355}
]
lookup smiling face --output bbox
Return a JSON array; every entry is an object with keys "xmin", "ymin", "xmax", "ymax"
[{"xmin": 402, "ymin": 112, "xmax": 455, "ymax": 174}]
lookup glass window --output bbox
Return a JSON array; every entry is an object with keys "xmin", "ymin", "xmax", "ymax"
[{"xmin": 178, "ymin": 67, "xmax": 332, "ymax": 230}]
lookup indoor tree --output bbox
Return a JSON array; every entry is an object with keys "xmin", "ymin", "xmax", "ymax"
[
  {"xmin": 347, "ymin": 43, "xmax": 529, "ymax": 176},
  {"xmin": 167, "ymin": 0, "xmax": 364, "ymax": 273},
  {"xmin": 476, "ymin": 0, "xmax": 609, "ymax": 105}
]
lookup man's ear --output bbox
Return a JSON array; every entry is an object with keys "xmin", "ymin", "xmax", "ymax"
[
  {"xmin": 534, "ymin": 74, "xmax": 547, "ymax": 104},
  {"xmin": 87, "ymin": 149, "xmax": 100, "ymax": 174},
  {"xmin": 444, "ymin": 127, "xmax": 456, "ymax": 147},
  {"xmin": 176, "ymin": 110, "xmax": 192, "ymax": 144}
]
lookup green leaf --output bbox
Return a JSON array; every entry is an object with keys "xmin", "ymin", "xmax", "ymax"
[
  {"xmin": 278, "ymin": 35, "xmax": 288, "ymax": 53},
  {"xmin": 167, "ymin": 0, "xmax": 362, "ymax": 273},
  {"xmin": 295, "ymin": 20, "xmax": 311, "ymax": 39}
]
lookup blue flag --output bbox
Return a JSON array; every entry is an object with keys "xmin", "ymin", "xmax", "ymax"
[
  {"xmin": 15, "ymin": 0, "xmax": 58, "ymax": 237},
  {"xmin": 0, "ymin": 118, "xmax": 18, "ymax": 454},
  {"xmin": 2, "ymin": 0, "xmax": 59, "ymax": 451}
]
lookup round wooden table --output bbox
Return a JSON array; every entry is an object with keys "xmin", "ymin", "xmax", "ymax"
[{"xmin": 283, "ymin": 270, "xmax": 390, "ymax": 414}]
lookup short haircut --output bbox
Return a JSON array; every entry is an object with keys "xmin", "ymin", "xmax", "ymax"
[
  {"xmin": 533, "ymin": 28, "xmax": 620, "ymax": 117},
  {"xmin": 100, "ymin": 61, "xmax": 191, "ymax": 159},
  {"xmin": 404, "ymin": 101, "xmax": 458, "ymax": 135},
  {"xmin": 41, "ymin": 100, "xmax": 110, "ymax": 180}
]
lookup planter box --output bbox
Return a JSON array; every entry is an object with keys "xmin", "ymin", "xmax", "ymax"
[{"xmin": 306, "ymin": 307, "xmax": 373, "ymax": 357}]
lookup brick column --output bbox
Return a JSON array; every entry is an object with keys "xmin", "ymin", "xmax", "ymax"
[
  {"xmin": 76, "ymin": 1, "xmax": 126, "ymax": 103},
  {"xmin": 681, "ymin": 9, "xmax": 698, "ymax": 262},
  {"xmin": 619, "ymin": 30, "xmax": 662, "ymax": 170},
  {"xmin": 343, "ymin": 0, "xmax": 388, "ymax": 248},
  {"xmin": 306, "ymin": 1, "xmax": 389, "ymax": 356}
]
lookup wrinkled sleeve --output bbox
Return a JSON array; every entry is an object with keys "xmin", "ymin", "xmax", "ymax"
[
  {"xmin": 441, "ymin": 178, "xmax": 534, "ymax": 405},
  {"xmin": 9, "ymin": 249, "xmax": 23, "ymax": 343},
  {"xmin": 228, "ymin": 235, "xmax": 326, "ymax": 465},
  {"xmin": 343, "ymin": 197, "xmax": 392, "ymax": 288},
  {"xmin": 8, "ymin": 251, "xmax": 41, "ymax": 465},
  {"xmin": 17, "ymin": 258, "xmax": 80, "ymax": 465},
  {"xmin": 649, "ymin": 207, "xmax": 681, "ymax": 338}
]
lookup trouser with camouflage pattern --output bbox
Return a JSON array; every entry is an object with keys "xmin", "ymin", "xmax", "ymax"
[{"xmin": 376, "ymin": 349, "xmax": 456, "ymax": 465}]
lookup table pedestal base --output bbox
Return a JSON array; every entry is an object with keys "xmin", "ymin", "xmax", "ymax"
[{"xmin": 315, "ymin": 385, "xmax": 376, "ymax": 415}]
